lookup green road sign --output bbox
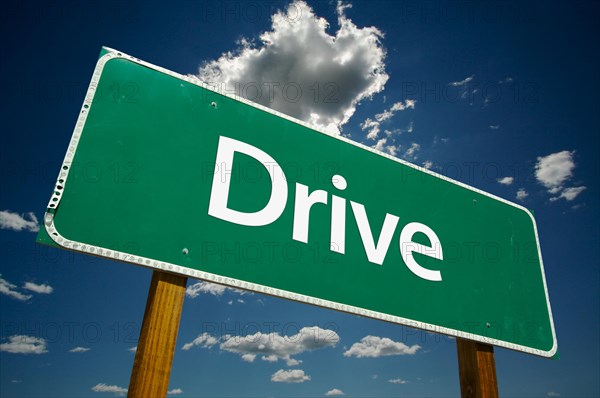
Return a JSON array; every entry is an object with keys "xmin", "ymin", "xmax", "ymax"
[{"xmin": 38, "ymin": 47, "xmax": 557, "ymax": 357}]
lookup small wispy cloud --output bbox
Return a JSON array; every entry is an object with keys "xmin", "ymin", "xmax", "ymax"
[
  {"xmin": 0, "ymin": 335, "xmax": 48, "ymax": 355},
  {"xmin": 23, "ymin": 282, "xmax": 53, "ymax": 294},
  {"xmin": 549, "ymin": 186, "xmax": 586, "ymax": 202},
  {"xmin": 0, "ymin": 275, "xmax": 32, "ymax": 301},
  {"xmin": 497, "ymin": 176, "xmax": 514, "ymax": 185},
  {"xmin": 449, "ymin": 74, "xmax": 474, "ymax": 86},
  {"xmin": 516, "ymin": 188, "xmax": 529, "ymax": 201},
  {"xmin": 185, "ymin": 281, "xmax": 250, "ymax": 298},
  {"xmin": 388, "ymin": 378, "xmax": 408, "ymax": 384},
  {"xmin": 498, "ymin": 77, "xmax": 513, "ymax": 84},
  {"xmin": 325, "ymin": 388, "xmax": 345, "ymax": 396},
  {"xmin": 361, "ymin": 118, "xmax": 381, "ymax": 140},
  {"xmin": 69, "ymin": 347, "xmax": 90, "ymax": 353},
  {"xmin": 489, "ymin": 125, "xmax": 500, "ymax": 130},
  {"xmin": 168, "ymin": 388, "xmax": 184, "ymax": 395},
  {"xmin": 0, "ymin": 210, "xmax": 39, "ymax": 232},
  {"xmin": 374, "ymin": 99, "xmax": 416, "ymax": 122},
  {"xmin": 181, "ymin": 332, "xmax": 219, "ymax": 351},
  {"xmin": 91, "ymin": 383, "xmax": 127, "ymax": 396},
  {"xmin": 404, "ymin": 142, "xmax": 421, "ymax": 160},
  {"xmin": 362, "ymin": 100, "xmax": 416, "ymax": 140}
]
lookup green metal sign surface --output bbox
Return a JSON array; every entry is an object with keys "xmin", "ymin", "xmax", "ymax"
[{"xmin": 38, "ymin": 48, "xmax": 556, "ymax": 357}]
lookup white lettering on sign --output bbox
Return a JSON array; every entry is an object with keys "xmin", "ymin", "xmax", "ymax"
[{"xmin": 207, "ymin": 136, "xmax": 444, "ymax": 281}]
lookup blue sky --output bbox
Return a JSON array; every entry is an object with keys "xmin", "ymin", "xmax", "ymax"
[{"xmin": 1, "ymin": 0, "xmax": 598, "ymax": 397}]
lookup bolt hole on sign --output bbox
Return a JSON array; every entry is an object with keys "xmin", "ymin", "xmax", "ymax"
[{"xmin": 38, "ymin": 48, "xmax": 557, "ymax": 357}]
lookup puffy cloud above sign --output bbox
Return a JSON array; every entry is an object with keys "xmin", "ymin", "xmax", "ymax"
[{"xmin": 197, "ymin": 0, "xmax": 388, "ymax": 133}]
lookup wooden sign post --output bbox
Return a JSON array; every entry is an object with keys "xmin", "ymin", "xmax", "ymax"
[
  {"xmin": 128, "ymin": 271, "xmax": 187, "ymax": 398},
  {"xmin": 456, "ymin": 338, "xmax": 499, "ymax": 398}
]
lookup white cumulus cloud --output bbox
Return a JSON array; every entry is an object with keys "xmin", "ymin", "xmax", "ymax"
[
  {"xmin": 0, "ymin": 210, "xmax": 39, "ymax": 232},
  {"xmin": 535, "ymin": 150, "xmax": 586, "ymax": 202},
  {"xmin": 168, "ymin": 388, "xmax": 184, "ymax": 395},
  {"xmin": 69, "ymin": 346, "xmax": 90, "ymax": 353},
  {"xmin": 181, "ymin": 332, "xmax": 219, "ymax": 351},
  {"xmin": 271, "ymin": 369, "xmax": 310, "ymax": 383},
  {"xmin": 197, "ymin": 0, "xmax": 388, "ymax": 133},
  {"xmin": 325, "ymin": 388, "xmax": 345, "ymax": 396},
  {"xmin": 0, "ymin": 275, "xmax": 32, "ymax": 301},
  {"xmin": 343, "ymin": 335, "xmax": 420, "ymax": 358},
  {"xmin": 497, "ymin": 176, "xmax": 514, "ymax": 185},
  {"xmin": 516, "ymin": 188, "xmax": 529, "ymax": 201},
  {"xmin": 389, "ymin": 378, "xmax": 408, "ymax": 384},
  {"xmin": 182, "ymin": 326, "xmax": 339, "ymax": 366},
  {"xmin": 91, "ymin": 383, "xmax": 127, "ymax": 396},
  {"xmin": 422, "ymin": 160, "xmax": 433, "ymax": 170},
  {"xmin": 535, "ymin": 150, "xmax": 575, "ymax": 192},
  {"xmin": 0, "ymin": 335, "xmax": 48, "ymax": 354},
  {"xmin": 220, "ymin": 326, "xmax": 338, "ymax": 364},
  {"xmin": 23, "ymin": 282, "xmax": 53, "ymax": 294}
]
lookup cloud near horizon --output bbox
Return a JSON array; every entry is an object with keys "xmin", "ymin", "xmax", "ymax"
[
  {"xmin": 343, "ymin": 335, "xmax": 420, "ymax": 358},
  {"xmin": 183, "ymin": 326, "xmax": 339, "ymax": 366},
  {"xmin": 271, "ymin": 369, "xmax": 310, "ymax": 383},
  {"xmin": 91, "ymin": 383, "xmax": 127, "ymax": 396}
]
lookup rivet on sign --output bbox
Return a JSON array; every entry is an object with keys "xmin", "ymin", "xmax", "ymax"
[
  {"xmin": 473, "ymin": 199, "xmax": 477, "ymax": 204},
  {"xmin": 486, "ymin": 322, "xmax": 491, "ymax": 328},
  {"xmin": 182, "ymin": 248, "xmax": 189, "ymax": 255},
  {"xmin": 211, "ymin": 102, "xmax": 217, "ymax": 108}
]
